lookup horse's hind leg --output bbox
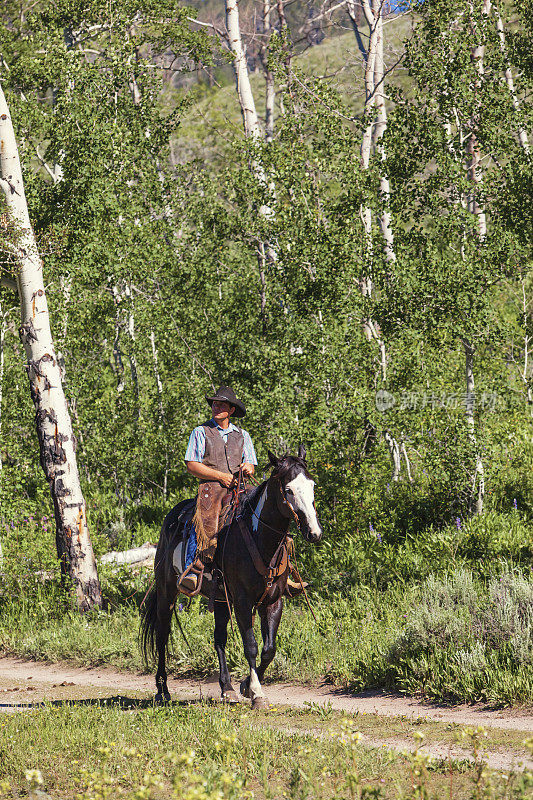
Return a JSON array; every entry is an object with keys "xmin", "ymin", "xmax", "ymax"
[
  {"xmin": 235, "ymin": 603, "xmax": 269, "ymax": 710},
  {"xmin": 257, "ymin": 599, "xmax": 283, "ymax": 683},
  {"xmin": 214, "ymin": 602, "xmax": 240, "ymax": 703},
  {"xmin": 155, "ymin": 590, "xmax": 176, "ymax": 704}
]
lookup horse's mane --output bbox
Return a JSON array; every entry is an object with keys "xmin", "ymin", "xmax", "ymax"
[
  {"xmin": 239, "ymin": 480, "xmax": 268, "ymax": 525},
  {"xmin": 271, "ymin": 453, "xmax": 310, "ymax": 482}
]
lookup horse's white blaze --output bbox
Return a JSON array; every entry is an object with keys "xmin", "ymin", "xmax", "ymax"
[
  {"xmin": 252, "ymin": 486, "xmax": 268, "ymax": 532},
  {"xmin": 249, "ymin": 668, "xmax": 264, "ymax": 698},
  {"xmin": 286, "ymin": 473, "xmax": 321, "ymax": 536}
]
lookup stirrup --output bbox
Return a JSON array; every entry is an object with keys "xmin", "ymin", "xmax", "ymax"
[
  {"xmin": 284, "ymin": 577, "xmax": 309, "ymax": 598},
  {"xmin": 177, "ymin": 560, "xmax": 204, "ymax": 598},
  {"xmin": 284, "ymin": 560, "xmax": 308, "ymax": 598}
]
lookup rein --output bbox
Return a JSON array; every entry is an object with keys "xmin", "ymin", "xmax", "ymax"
[
  {"xmin": 237, "ymin": 516, "xmax": 290, "ymax": 610},
  {"xmin": 247, "ymin": 478, "xmax": 302, "ymax": 536}
]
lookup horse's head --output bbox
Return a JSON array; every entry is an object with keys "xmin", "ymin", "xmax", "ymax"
[{"xmin": 268, "ymin": 445, "xmax": 323, "ymax": 543}]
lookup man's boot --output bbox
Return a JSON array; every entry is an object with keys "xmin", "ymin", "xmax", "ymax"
[
  {"xmin": 177, "ymin": 559, "xmax": 204, "ymax": 596},
  {"xmin": 284, "ymin": 562, "xmax": 309, "ymax": 598},
  {"xmin": 179, "ymin": 573, "xmax": 198, "ymax": 593}
]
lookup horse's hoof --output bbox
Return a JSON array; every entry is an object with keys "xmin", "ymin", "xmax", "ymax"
[
  {"xmin": 252, "ymin": 696, "xmax": 270, "ymax": 710},
  {"xmin": 155, "ymin": 691, "xmax": 170, "ymax": 705},
  {"xmin": 221, "ymin": 690, "xmax": 241, "ymax": 704},
  {"xmin": 239, "ymin": 679, "xmax": 251, "ymax": 699}
]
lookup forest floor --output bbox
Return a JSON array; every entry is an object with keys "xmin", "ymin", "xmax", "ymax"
[{"xmin": 0, "ymin": 656, "xmax": 531, "ymax": 775}]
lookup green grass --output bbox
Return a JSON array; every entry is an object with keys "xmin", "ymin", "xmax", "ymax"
[
  {"xmin": 1, "ymin": 506, "xmax": 532, "ymax": 707},
  {"xmin": 0, "ymin": 563, "xmax": 532, "ymax": 706},
  {"xmin": 267, "ymin": 704, "xmax": 532, "ymax": 756},
  {"xmin": 0, "ymin": 578, "xmax": 413, "ymax": 684},
  {"xmin": 0, "ymin": 699, "xmax": 531, "ymax": 799}
]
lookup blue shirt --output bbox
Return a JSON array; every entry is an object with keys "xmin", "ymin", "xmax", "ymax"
[{"xmin": 184, "ymin": 419, "xmax": 258, "ymax": 465}]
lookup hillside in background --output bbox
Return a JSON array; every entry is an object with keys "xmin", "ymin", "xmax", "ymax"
[{"xmin": 171, "ymin": 12, "xmax": 414, "ymax": 164}]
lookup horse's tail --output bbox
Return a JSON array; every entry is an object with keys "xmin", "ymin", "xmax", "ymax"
[{"xmin": 139, "ymin": 584, "xmax": 158, "ymax": 666}]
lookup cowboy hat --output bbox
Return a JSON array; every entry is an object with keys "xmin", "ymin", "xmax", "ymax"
[{"xmin": 205, "ymin": 385, "xmax": 246, "ymax": 418}]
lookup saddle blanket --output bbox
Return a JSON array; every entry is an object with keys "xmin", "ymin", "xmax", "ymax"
[{"xmin": 172, "ymin": 525, "xmax": 216, "ymax": 591}]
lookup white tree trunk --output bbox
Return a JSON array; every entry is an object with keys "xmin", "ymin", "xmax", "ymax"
[
  {"xmin": 265, "ymin": 74, "xmax": 275, "ymax": 144},
  {"xmin": 225, "ymin": 0, "xmax": 277, "ymax": 317},
  {"xmin": 225, "ymin": 0, "xmax": 262, "ymax": 140},
  {"xmin": 111, "ymin": 283, "xmax": 125, "ymax": 393},
  {"xmin": 263, "ymin": 0, "xmax": 275, "ymax": 143},
  {"xmin": 100, "ymin": 543, "xmax": 156, "ymax": 566},
  {"xmin": 360, "ymin": 0, "xmax": 378, "ymax": 173},
  {"xmin": 401, "ymin": 440, "xmax": 413, "ymax": 482},
  {"xmin": 124, "ymin": 283, "xmax": 139, "ymax": 411},
  {"xmin": 461, "ymin": 1, "xmax": 490, "ymax": 514},
  {"xmin": 493, "ymin": 6, "xmax": 530, "ymax": 154},
  {"xmin": 111, "ymin": 283, "xmax": 139, "ymax": 406},
  {"xmin": 467, "ymin": 131, "xmax": 486, "ymax": 238},
  {"xmin": 357, "ymin": 0, "xmax": 402, "ymax": 480},
  {"xmin": 359, "ymin": 0, "xmax": 378, "ymax": 336},
  {"xmin": 0, "ymin": 80, "xmax": 102, "ymax": 610},
  {"xmin": 384, "ymin": 430, "xmax": 401, "ymax": 481},
  {"xmin": 373, "ymin": 8, "xmax": 396, "ymax": 264},
  {"xmin": 347, "ymin": 0, "xmax": 369, "ymax": 60},
  {"xmin": 468, "ymin": 0, "xmax": 491, "ymax": 239},
  {"xmin": 150, "ymin": 328, "xmax": 168, "ymax": 497},
  {"xmin": 463, "ymin": 339, "xmax": 484, "ymax": 514}
]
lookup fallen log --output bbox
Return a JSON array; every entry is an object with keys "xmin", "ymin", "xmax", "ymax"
[{"xmin": 99, "ymin": 543, "xmax": 156, "ymax": 566}]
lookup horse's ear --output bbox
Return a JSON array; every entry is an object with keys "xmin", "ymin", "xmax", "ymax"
[
  {"xmin": 267, "ymin": 449, "xmax": 278, "ymax": 467},
  {"xmin": 298, "ymin": 444, "xmax": 307, "ymax": 462}
]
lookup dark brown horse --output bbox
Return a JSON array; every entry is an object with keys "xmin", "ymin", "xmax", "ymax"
[{"xmin": 140, "ymin": 446, "xmax": 322, "ymax": 707}]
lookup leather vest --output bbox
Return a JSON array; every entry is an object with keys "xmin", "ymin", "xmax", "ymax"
[{"xmin": 201, "ymin": 423, "xmax": 244, "ymax": 477}]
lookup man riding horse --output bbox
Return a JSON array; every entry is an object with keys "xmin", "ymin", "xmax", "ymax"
[
  {"xmin": 140, "ymin": 386, "xmax": 322, "ymax": 705},
  {"xmin": 178, "ymin": 384, "xmax": 305, "ymax": 597},
  {"xmin": 179, "ymin": 385, "xmax": 257, "ymax": 593}
]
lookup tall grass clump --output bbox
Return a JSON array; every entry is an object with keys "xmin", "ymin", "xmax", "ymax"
[{"xmin": 386, "ymin": 569, "xmax": 533, "ymax": 704}]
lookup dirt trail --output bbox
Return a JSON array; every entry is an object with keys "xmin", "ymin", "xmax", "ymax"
[
  {"xmin": 0, "ymin": 656, "xmax": 531, "ymax": 773},
  {"xmin": 1, "ymin": 656, "xmax": 531, "ymax": 731}
]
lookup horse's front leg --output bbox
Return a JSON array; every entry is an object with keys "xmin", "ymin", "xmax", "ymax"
[
  {"xmin": 235, "ymin": 601, "xmax": 269, "ymax": 709},
  {"xmin": 214, "ymin": 601, "xmax": 240, "ymax": 703},
  {"xmin": 257, "ymin": 598, "xmax": 283, "ymax": 683}
]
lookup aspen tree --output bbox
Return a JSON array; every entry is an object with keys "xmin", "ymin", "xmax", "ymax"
[
  {"xmin": 462, "ymin": 0, "xmax": 493, "ymax": 514},
  {"xmin": 492, "ymin": 5, "xmax": 529, "ymax": 154},
  {"xmin": 262, "ymin": 0, "xmax": 275, "ymax": 144},
  {"xmin": 356, "ymin": 0, "xmax": 406, "ymax": 480},
  {"xmin": 225, "ymin": 0, "xmax": 276, "ymax": 327},
  {"xmin": 0, "ymin": 80, "xmax": 102, "ymax": 610}
]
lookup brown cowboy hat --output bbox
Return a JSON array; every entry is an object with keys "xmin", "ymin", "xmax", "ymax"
[{"xmin": 205, "ymin": 385, "xmax": 246, "ymax": 418}]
